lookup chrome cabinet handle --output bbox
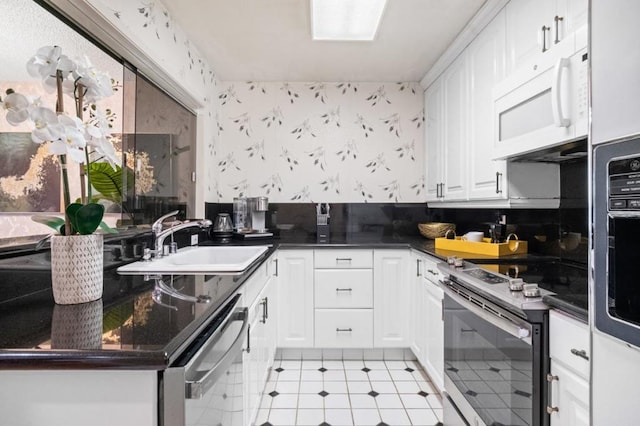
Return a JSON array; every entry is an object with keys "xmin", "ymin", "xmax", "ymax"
[
  {"xmin": 554, "ymin": 15, "xmax": 564, "ymax": 44},
  {"xmin": 416, "ymin": 259, "xmax": 422, "ymax": 277},
  {"xmin": 273, "ymin": 258, "xmax": 278, "ymax": 277},
  {"xmin": 336, "ymin": 328, "xmax": 353, "ymax": 332},
  {"xmin": 570, "ymin": 348, "xmax": 589, "ymax": 360},
  {"xmin": 541, "ymin": 25, "xmax": 550, "ymax": 52},
  {"xmin": 546, "ymin": 373, "xmax": 559, "ymax": 415},
  {"xmin": 496, "ymin": 172, "xmax": 503, "ymax": 194},
  {"xmin": 336, "ymin": 288, "xmax": 353, "ymax": 292},
  {"xmin": 427, "ymin": 269, "xmax": 438, "ymax": 276},
  {"xmin": 244, "ymin": 323, "xmax": 251, "ymax": 354},
  {"xmin": 260, "ymin": 297, "xmax": 268, "ymax": 323},
  {"xmin": 336, "ymin": 257, "xmax": 352, "ymax": 262}
]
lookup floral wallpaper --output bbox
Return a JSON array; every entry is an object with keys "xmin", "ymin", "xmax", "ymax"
[{"xmin": 216, "ymin": 81, "xmax": 425, "ymax": 203}]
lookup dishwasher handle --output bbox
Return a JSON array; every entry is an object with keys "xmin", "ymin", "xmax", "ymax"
[{"xmin": 185, "ymin": 307, "xmax": 248, "ymax": 399}]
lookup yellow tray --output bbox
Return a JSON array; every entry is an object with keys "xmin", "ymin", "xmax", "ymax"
[{"xmin": 434, "ymin": 237, "xmax": 527, "ymax": 257}]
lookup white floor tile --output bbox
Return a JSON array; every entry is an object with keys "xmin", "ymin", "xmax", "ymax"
[
  {"xmin": 417, "ymin": 380, "xmax": 437, "ymax": 394},
  {"xmin": 259, "ymin": 394, "xmax": 272, "ymax": 409},
  {"xmin": 267, "ymin": 408, "xmax": 297, "ymax": 425},
  {"xmin": 280, "ymin": 360, "xmax": 302, "ymax": 369},
  {"xmin": 394, "ymin": 381, "xmax": 420, "ymax": 394},
  {"xmin": 352, "ymin": 408, "xmax": 381, "ymax": 425},
  {"xmin": 375, "ymin": 393, "xmax": 404, "ymax": 409},
  {"xmin": 297, "ymin": 393, "xmax": 324, "ymax": 409},
  {"xmin": 300, "ymin": 370, "xmax": 324, "ymax": 382},
  {"xmin": 301, "ymin": 360, "xmax": 323, "ymax": 370},
  {"xmin": 390, "ymin": 369, "xmax": 416, "ymax": 381},
  {"xmin": 345, "ymin": 369, "xmax": 369, "ymax": 381},
  {"xmin": 276, "ymin": 370, "xmax": 301, "ymax": 381},
  {"xmin": 323, "ymin": 360, "xmax": 345, "ymax": 369},
  {"xmin": 379, "ymin": 408, "xmax": 412, "ymax": 425},
  {"xmin": 433, "ymin": 408, "xmax": 443, "ymax": 421},
  {"xmin": 385, "ymin": 360, "xmax": 408, "ymax": 369},
  {"xmin": 342, "ymin": 360, "xmax": 366, "ymax": 369},
  {"xmin": 349, "ymin": 394, "xmax": 377, "ymax": 409},
  {"xmin": 270, "ymin": 394, "xmax": 298, "ymax": 409},
  {"xmin": 426, "ymin": 394, "xmax": 443, "ymax": 409},
  {"xmin": 364, "ymin": 360, "xmax": 387, "ymax": 369},
  {"xmin": 298, "ymin": 381, "xmax": 324, "ymax": 394},
  {"xmin": 370, "ymin": 381, "xmax": 398, "ymax": 394},
  {"xmin": 323, "ymin": 381, "xmax": 348, "ymax": 394},
  {"xmin": 295, "ymin": 409, "xmax": 324, "ymax": 425},
  {"xmin": 368, "ymin": 369, "xmax": 392, "ymax": 381},
  {"xmin": 347, "ymin": 381, "xmax": 372, "ymax": 394},
  {"xmin": 406, "ymin": 408, "xmax": 439, "ymax": 425},
  {"xmin": 324, "ymin": 393, "xmax": 351, "ymax": 409},
  {"xmin": 325, "ymin": 408, "xmax": 354, "ymax": 425},
  {"xmin": 400, "ymin": 393, "xmax": 431, "ymax": 409},
  {"xmin": 274, "ymin": 381, "xmax": 300, "ymax": 394},
  {"xmin": 324, "ymin": 370, "xmax": 346, "ymax": 381}
]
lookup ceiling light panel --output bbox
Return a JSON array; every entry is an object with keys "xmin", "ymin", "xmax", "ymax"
[{"xmin": 311, "ymin": 0, "xmax": 387, "ymax": 41}]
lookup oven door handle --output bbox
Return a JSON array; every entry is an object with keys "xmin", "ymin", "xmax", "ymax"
[
  {"xmin": 442, "ymin": 282, "xmax": 532, "ymax": 345},
  {"xmin": 185, "ymin": 307, "xmax": 249, "ymax": 399}
]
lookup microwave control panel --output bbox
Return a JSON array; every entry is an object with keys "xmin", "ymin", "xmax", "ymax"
[
  {"xmin": 576, "ymin": 51, "xmax": 589, "ymax": 123},
  {"xmin": 608, "ymin": 155, "xmax": 640, "ymax": 210}
]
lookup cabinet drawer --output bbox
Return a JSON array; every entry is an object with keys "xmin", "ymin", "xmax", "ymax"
[
  {"xmin": 314, "ymin": 249, "xmax": 373, "ymax": 269},
  {"xmin": 549, "ymin": 309, "xmax": 590, "ymax": 379},
  {"xmin": 315, "ymin": 309, "xmax": 373, "ymax": 348},
  {"xmin": 243, "ymin": 261, "xmax": 268, "ymax": 306},
  {"xmin": 315, "ymin": 270, "xmax": 373, "ymax": 308}
]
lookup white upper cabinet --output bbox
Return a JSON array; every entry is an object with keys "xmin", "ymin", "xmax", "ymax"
[
  {"xmin": 425, "ymin": 79, "xmax": 444, "ymax": 202},
  {"xmin": 505, "ymin": 0, "xmax": 587, "ymax": 74},
  {"xmin": 467, "ymin": 10, "xmax": 508, "ymax": 200}
]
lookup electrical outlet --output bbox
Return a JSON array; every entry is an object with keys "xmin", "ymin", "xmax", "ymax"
[{"xmin": 191, "ymin": 234, "xmax": 198, "ymax": 246}]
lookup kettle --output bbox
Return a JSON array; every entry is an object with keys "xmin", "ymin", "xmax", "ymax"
[{"xmin": 212, "ymin": 213, "xmax": 233, "ymax": 233}]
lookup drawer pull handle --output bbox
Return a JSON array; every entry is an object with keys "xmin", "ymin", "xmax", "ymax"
[
  {"xmin": 570, "ymin": 348, "xmax": 589, "ymax": 360},
  {"xmin": 546, "ymin": 373, "xmax": 558, "ymax": 382},
  {"xmin": 336, "ymin": 258, "xmax": 352, "ymax": 262},
  {"xmin": 547, "ymin": 406, "xmax": 559, "ymax": 414},
  {"xmin": 427, "ymin": 269, "xmax": 438, "ymax": 276},
  {"xmin": 336, "ymin": 288, "xmax": 353, "ymax": 292},
  {"xmin": 336, "ymin": 328, "xmax": 353, "ymax": 332}
]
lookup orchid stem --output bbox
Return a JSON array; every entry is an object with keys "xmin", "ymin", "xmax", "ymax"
[
  {"xmin": 56, "ymin": 70, "xmax": 72, "ymax": 235},
  {"xmin": 76, "ymin": 83, "xmax": 88, "ymax": 204}
]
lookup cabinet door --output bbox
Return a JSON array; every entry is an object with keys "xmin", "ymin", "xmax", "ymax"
[
  {"xmin": 442, "ymin": 55, "xmax": 468, "ymax": 201},
  {"xmin": 410, "ymin": 255, "xmax": 426, "ymax": 361},
  {"xmin": 549, "ymin": 361, "xmax": 589, "ymax": 426},
  {"xmin": 424, "ymin": 279, "xmax": 444, "ymax": 393},
  {"xmin": 374, "ymin": 250, "xmax": 410, "ymax": 347},
  {"xmin": 557, "ymin": 0, "xmax": 588, "ymax": 47},
  {"xmin": 264, "ymin": 270, "xmax": 278, "ymax": 370},
  {"xmin": 467, "ymin": 10, "xmax": 508, "ymax": 200},
  {"xmin": 505, "ymin": 0, "xmax": 555, "ymax": 72},
  {"xmin": 424, "ymin": 80, "xmax": 444, "ymax": 202},
  {"xmin": 277, "ymin": 250, "xmax": 314, "ymax": 347},
  {"xmin": 244, "ymin": 299, "xmax": 263, "ymax": 426}
]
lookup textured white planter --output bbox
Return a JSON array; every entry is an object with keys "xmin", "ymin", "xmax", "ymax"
[{"xmin": 50, "ymin": 234, "xmax": 103, "ymax": 305}]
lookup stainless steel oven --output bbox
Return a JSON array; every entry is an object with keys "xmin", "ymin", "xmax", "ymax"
[
  {"xmin": 594, "ymin": 137, "xmax": 640, "ymax": 347},
  {"xmin": 439, "ymin": 263, "xmax": 550, "ymax": 426},
  {"xmin": 162, "ymin": 293, "xmax": 249, "ymax": 426}
]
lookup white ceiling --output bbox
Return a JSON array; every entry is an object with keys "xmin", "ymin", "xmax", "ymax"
[{"xmin": 163, "ymin": 0, "xmax": 487, "ymax": 82}]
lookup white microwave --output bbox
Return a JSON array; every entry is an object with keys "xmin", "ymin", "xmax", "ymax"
[{"xmin": 492, "ymin": 42, "xmax": 588, "ymax": 160}]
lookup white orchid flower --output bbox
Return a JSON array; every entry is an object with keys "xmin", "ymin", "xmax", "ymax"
[
  {"xmin": 89, "ymin": 136, "xmax": 119, "ymax": 168},
  {"xmin": 47, "ymin": 115, "xmax": 87, "ymax": 163},
  {"xmin": 74, "ymin": 55, "xmax": 114, "ymax": 102},
  {"xmin": 26, "ymin": 46, "xmax": 76, "ymax": 80},
  {"xmin": 29, "ymin": 106, "xmax": 60, "ymax": 143},
  {"xmin": 1, "ymin": 92, "xmax": 30, "ymax": 125}
]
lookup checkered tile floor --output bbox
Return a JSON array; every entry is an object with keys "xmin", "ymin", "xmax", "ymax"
[{"xmin": 255, "ymin": 359, "xmax": 443, "ymax": 426}]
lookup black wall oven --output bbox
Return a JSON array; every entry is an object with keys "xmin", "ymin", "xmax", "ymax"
[
  {"xmin": 594, "ymin": 137, "xmax": 640, "ymax": 347},
  {"xmin": 439, "ymin": 267, "xmax": 549, "ymax": 426}
]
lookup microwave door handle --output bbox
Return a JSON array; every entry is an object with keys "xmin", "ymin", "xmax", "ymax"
[
  {"xmin": 185, "ymin": 307, "xmax": 249, "ymax": 399},
  {"xmin": 552, "ymin": 57, "xmax": 571, "ymax": 127}
]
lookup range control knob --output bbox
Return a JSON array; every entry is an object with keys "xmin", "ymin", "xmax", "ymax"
[
  {"xmin": 509, "ymin": 278, "xmax": 524, "ymax": 291},
  {"xmin": 523, "ymin": 283, "xmax": 541, "ymax": 298}
]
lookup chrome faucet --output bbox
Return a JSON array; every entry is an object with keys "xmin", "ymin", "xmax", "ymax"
[{"xmin": 149, "ymin": 210, "xmax": 212, "ymax": 259}]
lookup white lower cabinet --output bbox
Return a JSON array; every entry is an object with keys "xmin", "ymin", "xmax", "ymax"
[
  {"xmin": 315, "ymin": 309, "xmax": 373, "ymax": 348},
  {"xmin": 410, "ymin": 251, "xmax": 445, "ymax": 392},
  {"xmin": 244, "ymin": 253, "xmax": 278, "ymax": 426},
  {"xmin": 277, "ymin": 250, "xmax": 314, "ymax": 348},
  {"xmin": 548, "ymin": 309, "xmax": 589, "ymax": 426},
  {"xmin": 374, "ymin": 249, "xmax": 410, "ymax": 347}
]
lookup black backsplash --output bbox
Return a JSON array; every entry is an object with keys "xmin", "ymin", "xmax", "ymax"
[{"xmin": 205, "ymin": 159, "xmax": 588, "ymax": 263}]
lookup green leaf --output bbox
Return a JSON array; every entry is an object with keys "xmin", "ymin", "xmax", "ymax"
[
  {"xmin": 66, "ymin": 203, "xmax": 105, "ymax": 235},
  {"xmin": 99, "ymin": 221, "xmax": 118, "ymax": 234},
  {"xmin": 87, "ymin": 163, "xmax": 133, "ymax": 205},
  {"xmin": 31, "ymin": 215, "xmax": 65, "ymax": 234}
]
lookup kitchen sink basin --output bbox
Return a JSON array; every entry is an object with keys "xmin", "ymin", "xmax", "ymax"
[{"xmin": 117, "ymin": 245, "xmax": 270, "ymax": 274}]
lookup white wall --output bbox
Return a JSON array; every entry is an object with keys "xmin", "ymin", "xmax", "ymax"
[{"xmin": 217, "ymin": 81, "xmax": 425, "ymax": 203}]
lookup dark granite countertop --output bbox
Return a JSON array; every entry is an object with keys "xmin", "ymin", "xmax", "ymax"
[{"xmin": 0, "ymin": 232, "xmax": 588, "ymax": 369}]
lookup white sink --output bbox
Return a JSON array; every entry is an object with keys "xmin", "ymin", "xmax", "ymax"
[{"xmin": 117, "ymin": 245, "xmax": 270, "ymax": 274}]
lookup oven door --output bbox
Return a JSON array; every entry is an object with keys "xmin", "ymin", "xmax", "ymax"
[{"xmin": 443, "ymin": 288, "xmax": 544, "ymax": 426}]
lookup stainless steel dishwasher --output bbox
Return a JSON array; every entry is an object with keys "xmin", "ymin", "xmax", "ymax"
[{"xmin": 162, "ymin": 293, "xmax": 249, "ymax": 426}]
